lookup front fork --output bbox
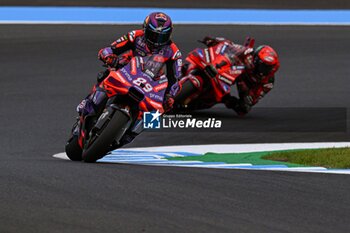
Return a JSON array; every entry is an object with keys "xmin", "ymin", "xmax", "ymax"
[
  {"xmin": 176, "ymin": 74, "xmax": 204, "ymax": 106},
  {"xmin": 78, "ymin": 87, "xmax": 144, "ymax": 150},
  {"xmin": 94, "ymin": 104, "xmax": 132, "ymax": 144}
]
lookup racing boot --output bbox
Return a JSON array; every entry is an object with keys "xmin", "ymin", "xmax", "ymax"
[
  {"xmin": 77, "ymin": 87, "xmax": 108, "ymax": 117},
  {"xmin": 76, "ymin": 87, "xmax": 108, "ymax": 135}
]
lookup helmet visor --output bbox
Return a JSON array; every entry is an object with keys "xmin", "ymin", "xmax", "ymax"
[
  {"xmin": 255, "ymin": 59, "xmax": 273, "ymax": 76},
  {"xmin": 145, "ymin": 27, "xmax": 171, "ymax": 46}
]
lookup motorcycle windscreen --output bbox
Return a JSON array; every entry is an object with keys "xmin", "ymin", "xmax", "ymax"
[{"xmin": 142, "ymin": 55, "xmax": 167, "ymax": 80}]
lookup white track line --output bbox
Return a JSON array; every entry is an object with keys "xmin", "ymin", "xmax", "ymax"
[
  {"xmin": 53, "ymin": 142, "xmax": 350, "ymax": 175},
  {"xmin": 121, "ymin": 142, "xmax": 350, "ymax": 154}
]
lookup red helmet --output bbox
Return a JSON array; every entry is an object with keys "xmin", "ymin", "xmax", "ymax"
[
  {"xmin": 143, "ymin": 12, "xmax": 173, "ymax": 47},
  {"xmin": 253, "ymin": 45, "xmax": 279, "ymax": 77}
]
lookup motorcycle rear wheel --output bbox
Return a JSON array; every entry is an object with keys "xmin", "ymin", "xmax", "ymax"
[{"xmin": 82, "ymin": 110, "xmax": 130, "ymax": 163}]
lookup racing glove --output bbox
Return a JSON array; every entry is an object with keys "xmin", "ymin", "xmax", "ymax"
[{"xmin": 98, "ymin": 48, "xmax": 119, "ymax": 68}]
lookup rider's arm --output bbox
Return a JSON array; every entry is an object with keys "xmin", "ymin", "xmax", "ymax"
[
  {"xmin": 98, "ymin": 30, "xmax": 142, "ymax": 66},
  {"xmin": 245, "ymin": 75, "xmax": 275, "ymax": 106},
  {"xmin": 241, "ymin": 75, "xmax": 275, "ymax": 114},
  {"xmin": 165, "ymin": 44, "xmax": 183, "ymax": 96},
  {"xmin": 225, "ymin": 75, "xmax": 275, "ymax": 115},
  {"xmin": 110, "ymin": 30, "xmax": 142, "ymax": 54},
  {"xmin": 163, "ymin": 44, "xmax": 183, "ymax": 112}
]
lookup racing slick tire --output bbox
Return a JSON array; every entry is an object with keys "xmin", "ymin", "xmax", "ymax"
[
  {"xmin": 65, "ymin": 135, "xmax": 83, "ymax": 161},
  {"xmin": 82, "ymin": 109, "xmax": 130, "ymax": 163},
  {"xmin": 174, "ymin": 79, "xmax": 197, "ymax": 106}
]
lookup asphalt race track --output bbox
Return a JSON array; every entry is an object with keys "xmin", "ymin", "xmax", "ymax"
[{"xmin": 1, "ymin": 23, "xmax": 350, "ymax": 233}]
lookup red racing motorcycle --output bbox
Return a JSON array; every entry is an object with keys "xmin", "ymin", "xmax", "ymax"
[
  {"xmin": 65, "ymin": 55, "xmax": 169, "ymax": 162},
  {"xmin": 174, "ymin": 38, "xmax": 254, "ymax": 111}
]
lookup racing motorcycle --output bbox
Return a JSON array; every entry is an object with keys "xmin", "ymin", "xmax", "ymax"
[
  {"xmin": 174, "ymin": 38, "xmax": 254, "ymax": 111},
  {"xmin": 65, "ymin": 54, "xmax": 169, "ymax": 162}
]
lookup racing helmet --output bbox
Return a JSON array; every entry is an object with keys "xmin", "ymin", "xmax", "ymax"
[
  {"xmin": 143, "ymin": 12, "xmax": 173, "ymax": 47},
  {"xmin": 253, "ymin": 45, "xmax": 279, "ymax": 77}
]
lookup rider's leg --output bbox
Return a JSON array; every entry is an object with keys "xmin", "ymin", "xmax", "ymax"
[
  {"xmin": 77, "ymin": 86, "xmax": 107, "ymax": 117},
  {"xmin": 77, "ymin": 68, "xmax": 110, "ymax": 116}
]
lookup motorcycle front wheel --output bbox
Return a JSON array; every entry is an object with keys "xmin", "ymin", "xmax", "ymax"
[
  {"xmin": 174, "ymin": 79, "xmax": 197, "ymax": 105},
  {"xmin": 82, "ymin": 109, "xmax": 130, "ymax": 163},
  {"xmin": 65, "ymin": 121, "xmax": 83, "ymax": 161}
]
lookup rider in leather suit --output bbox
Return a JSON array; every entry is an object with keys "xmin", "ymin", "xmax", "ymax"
[
  {"xmin": 182, "ymin": 36, "xmax": 280, "ymax": 115},
  {"xmin": 77, "ymin": 12, "xmax": 182, "ymax": 146}
]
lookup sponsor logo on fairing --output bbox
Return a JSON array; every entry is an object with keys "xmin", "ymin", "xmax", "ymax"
[
  {"xmin": 149, "ymin": 93, "xmax": 163, "ymax": 101},
  {"xmin": 153, "ymin": 83, "xmax": 168, "ymax": 92},
  {"xmin": 197, "ymin": 50, "xmax": 204, "ymax": 58},
  {"xmin": 204, "ymin": 49, "xmax": 210, "ymax": 62},
  {"xmin": 145, "ymin": 69, "xmax": 155, "ymax": 78},
  {"xmin": 215, "ymin": 44, "xmax": 223, "ymax": 54},
  {"xmin": 218, "ymin": 75, "xmax": 233, "ymax": 85},
  {"xmin": 232, "ymin": 65, "xmax": 245, "ymax": 70},
  {"xmin": 120, "ymin": 68, "xmax": 132, "ymax": 81},
  {"xmin": 220, "ymin": 45, "xmax": 227, "ymax": 54}
]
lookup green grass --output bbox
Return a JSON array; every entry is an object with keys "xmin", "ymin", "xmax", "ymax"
[
  {"xmin": 262, "ymin": 147, "xmax": 350, "ymax": 169},
  {"xmin": 168, "ymin": 151, "xmax": 303, "ymax": 167},
  {"xmin": 168, "ymin": 148, "xmax": 350, "ymax": 169}
]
